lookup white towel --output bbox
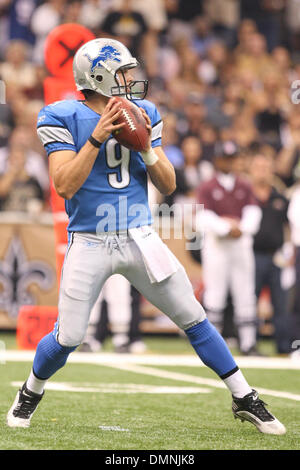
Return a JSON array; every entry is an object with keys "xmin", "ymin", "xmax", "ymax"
[{"xmin": 128, "ymin": 226, "xmax": 179, "ymax": 283}]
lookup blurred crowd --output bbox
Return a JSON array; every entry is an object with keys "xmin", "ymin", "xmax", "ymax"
[{"xmin": 1, "ymin": 0, "xmax": 300, "ymax": 354}]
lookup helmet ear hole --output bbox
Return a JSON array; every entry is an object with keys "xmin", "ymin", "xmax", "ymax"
[{"xmin": 96, "ymin": 75, "xmax": 103, "ymax": 82}]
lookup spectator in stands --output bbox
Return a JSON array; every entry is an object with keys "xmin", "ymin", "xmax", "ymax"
[
  {"xmin": 285, "ymin": 0, "xmax": 300, "ymax": 56},
  {"xmin": 161, "ymin": 112, "xmax": 184, "ymax": 168},
  {"xmin": 62, "ymin": 0, "xmax": 82, "ymax": 24},
  {"xmin": 30, "ymin": 0, "xmax": 65, "ymax": 64},
  {"xmin": 249, "ymin": 150, "xmax": 291, "ymax": 354},
  {"xmin": 6, "ymin": 0, "xmax": 38, "ymax": 46},
  {"xmin": 271, "ymin": 46, "xmax": 293, "ymax": 80},
  {"xmin": 79, "ymin": 0, "xmax": 111, "ymax": 32},
  {"xmin": 0, "ymin": 0, "xmax": 11, "ymax": 58},
  {"xmin": 180, "ymin": 92, "xmax": 207, "ymax": 137},
  {"xmin": 165, "ymin": 0, "xmax": 203, "ymax": 23},
  {"xmin": 165, "ymin": 135, "xmax": 214, "ymax": 209},
  {"xmin": 121, "ymin": 0, "xmax": 167, "ymax": 78},
  {"xmin": 191, "ymin": 15, "xmax": 218, "ymax": 58},
  {"xmin": 180, "ymin": 135, "xmax": 214, "ymax": 190},
  {"xmin": 200, "ymin": 41, "xmax": 229, "ymax": 86},
  {"xmin": 276, "ymin": 110, "xmax": 300, "ymax": 187},
  {"xmin": 205, "ymin": 0, "xmax": 240, "ymax": 48},
  {"xmin": 221, "ymin": 80, "xmax": 245, "ymax": 123},
  {"xmin": 6, "ymin": 88, "xmax": 29, "ymax": 126},
  {"xmin": 254, "ymin": 94, "xmax": 284, "ymax": 150},
  {"xmin": 18, "ymin": 100, "xmax": 46, "ymax": 155},
  {"xmin": 240, "ymin": 0, "xmax": 284, "ymax": 51},
  {"xmin": 0, "ymin": 139, "xmax": 45, "ymax": 212},
  {"xmin": 234, "ymin": 19, "xmax": 258, "ymax": 57},
  {"xmin": 231, "ymin": 112, "xmax": 260, "ymax": 149},
  {"xmin": 235, "ymin": 32, "xmax": 274, "ymax": 81},
  {"xmin": 199, "ymin": 123, "xmax": 218, "ymax": 163},
  {"xmin": 0, "ymin": 40, "xmax": 37, "ymax": 92},
  {"xmin": 127, "ymin": 0, "xmax": 167, "ymax": 33},
  {"xmin": 0, "ymin": 126, "xmax": 49, "ymax": 196},
  {"xmin": 255, "ymin": 69, "xmax": 288, "ymax": 145},
  {"xmin": 0, "ymin": 100, "xmax": 15, "ymax": 148},
  {"xmin": 100, "ymin": 0, "xmax": 148, "ymax": 59}
]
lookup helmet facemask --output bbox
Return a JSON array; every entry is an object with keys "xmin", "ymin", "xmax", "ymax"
[{"xmin": 111, "ymin": 65, "xmax": 149, "ymax": 100}]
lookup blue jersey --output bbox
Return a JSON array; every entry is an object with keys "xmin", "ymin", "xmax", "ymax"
[{"xmin": 37, "ymin": 99, "xmax": 163, "ymax": 233}]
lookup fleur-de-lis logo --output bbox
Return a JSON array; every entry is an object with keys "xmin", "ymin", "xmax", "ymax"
[{"xmin": 0, "ymin": 237, "xmax": 55, "ymax": 318}]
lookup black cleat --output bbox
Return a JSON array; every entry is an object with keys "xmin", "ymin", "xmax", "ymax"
[
  {"xmin": 232, "ymin": 389, "xmax": 286, "ymax": 435},
  {"xmin": 7, "ymin": 382, "xmax": 44, "ymax": 428}
]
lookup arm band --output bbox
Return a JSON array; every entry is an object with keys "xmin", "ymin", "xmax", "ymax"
[
  {"xmin": 88, "ymin": 135, "xmax": 102, "ymax": 148},
  {"xmin": 140, "ymin": 147, "xmax": 159, "ymax": 166}
]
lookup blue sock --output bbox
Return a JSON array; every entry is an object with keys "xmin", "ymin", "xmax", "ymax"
[
  {"xmin": 185, "ymin": 319, "xmax": 238, "ymax": 379},
  {"xmin": 33, "ymin": 332, "xmax": 77, "ymax": 380}
]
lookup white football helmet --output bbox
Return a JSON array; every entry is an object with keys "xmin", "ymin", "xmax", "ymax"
[{"xmin": 73, "ymin": 38, "xmax": 148, "ymax": 100}]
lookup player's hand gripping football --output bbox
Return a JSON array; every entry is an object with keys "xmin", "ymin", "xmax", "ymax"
[
  {"xmin": 139, "ymin": 108, "xmax": 152, "ymax": 151},
  {"xmin": 92, "ymin": 98, "xmax": 126, "ymax": 143}
]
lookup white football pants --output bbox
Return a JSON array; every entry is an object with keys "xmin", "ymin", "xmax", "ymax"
[
  {"xmin": 57, "ymin": 230, "xmax": 206, "ymax": 347},
  {"xmin": 85, "ymin": 274, "xmax": 132, "ymax": 342}
]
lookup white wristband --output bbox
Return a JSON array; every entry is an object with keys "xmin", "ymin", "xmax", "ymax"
[{"xmin": 140, "ymin": 147, "xmax": 158, "ymax": 166}]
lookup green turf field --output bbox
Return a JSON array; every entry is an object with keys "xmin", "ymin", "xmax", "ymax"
[{"xmin": 1, "ymin": 333, "xmax": 299, "ymax": 450}]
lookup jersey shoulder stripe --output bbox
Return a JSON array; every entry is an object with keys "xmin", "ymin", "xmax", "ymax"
[
  {"xmin": 152, "ymin": 119, "xmax": 162, "ymax": 128},
  {"xmin": 37, "ymin": 100, "xmax": 80, "ymax": 155},
  {"xmin": 151, "ymin": 120, "xmax": 163, "ymax": 141},
  {"xmin": 37, "ymin": 125, "xmax": 75, "ymax": 146}
]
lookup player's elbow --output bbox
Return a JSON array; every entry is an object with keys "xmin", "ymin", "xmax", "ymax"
[
  {"xmin": 58, "ymin": 189, "xmax": 74, "ymax": 200},
  {"xmin": 60, "ymin": 190, "xmax": 74, "ymax": 200},
  {"xmin": 164, "ymin": 172, "xmax": 176, "ymax": 195},
  {"xmin": 55, "ymin": 182, "xmax": 74, "ymax": 200},
  {"xmin": 152, "ymin": 173, "xmax": 176, "ymax": 195},
  {"xmin": 164, "ymin": 180, "xmax": 176, "ymax": 196}
]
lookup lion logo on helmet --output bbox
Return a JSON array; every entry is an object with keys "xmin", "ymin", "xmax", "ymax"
[{"xmin": 85, "ymin": 45, "xmax": 121, "ymax": 73}]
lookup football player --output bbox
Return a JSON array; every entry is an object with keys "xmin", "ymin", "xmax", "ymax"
[{"xmin": 7, "ymin": 38, "xmax": 285, "ymax": 435}]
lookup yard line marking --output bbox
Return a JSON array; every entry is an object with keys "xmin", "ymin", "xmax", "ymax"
[
  {"xmin": 105, "ymin": 363, "xmax": 300, "ymax": 402},
  {"xmin": 104, "ymin": 363, "xmax": 227, "ymax": 389},
  {"xmin": 3, "ymin": 350, "xmax": 300, "ymax": 370},
  {"xmin": 11, "ymin": 381, "xmax": 211, "ymax": 395},
  {"xmin": 99, "ymin": 426, "xmax": 129, "ymax": 432},
  {"xmin": 253, "ymin": 388, "xmax": 300, "ymax": 402}
]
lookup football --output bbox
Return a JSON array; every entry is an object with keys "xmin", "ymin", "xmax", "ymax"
[{"xmin": 111, "ymin": 97, "xmax": 149, "ymax": 151}]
